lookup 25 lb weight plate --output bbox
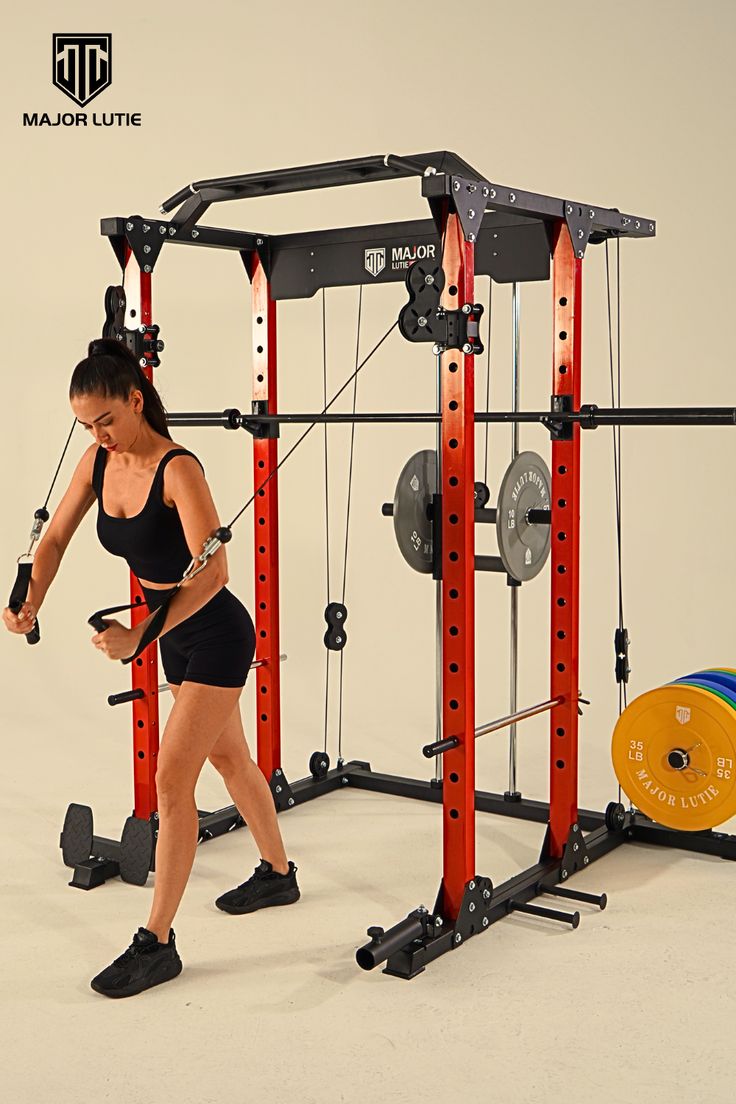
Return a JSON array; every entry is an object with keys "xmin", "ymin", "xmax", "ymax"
[{"xmin": 391, "ymin": 449, "xmax": 437, "ymax": 574}]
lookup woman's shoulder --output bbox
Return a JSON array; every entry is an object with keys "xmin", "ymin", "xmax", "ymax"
[
  {"xmin": 162, "ymin": 444, "xmax": 204, "ymax": 471},
  {"xmin": 80, "ymin": 442, "xmax": 103, "ymax": 483},
  {"xmin": 160, "ymin": 447, "xmax": 207, "ymax": 509}
]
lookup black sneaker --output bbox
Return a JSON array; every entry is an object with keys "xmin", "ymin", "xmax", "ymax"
[
  {"xmin": 90, "ymin": 927, "xmax": 182, "ymax": 998},
  {"xmin": 215, "ymin": 859, "xmax": 300, "ymax": 915}
]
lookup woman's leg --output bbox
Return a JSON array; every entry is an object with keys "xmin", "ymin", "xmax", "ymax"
[
  {"xmin": 145, "ymin": 681, "xmax": 242, "ymax": 943},
  {"xmin": 205, "ymin": 700, "xmax": 289, "ymax": 875}
]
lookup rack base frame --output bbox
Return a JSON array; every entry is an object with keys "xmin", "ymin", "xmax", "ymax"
[{"xmin": 60, "ymin": 760, "xmax": 736, "ymax": 977}]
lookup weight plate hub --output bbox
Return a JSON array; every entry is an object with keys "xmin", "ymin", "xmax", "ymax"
[
  {"xmin": 611, "ymin": 683, "xmax": 736, "ymax": 832},
  {"xmin": 392, "ymin": 449, "xmax": 437, "ymax": 574},
  {"xmin": 496, "ymin": 451, "xmax": 551, "ymax": 582}
]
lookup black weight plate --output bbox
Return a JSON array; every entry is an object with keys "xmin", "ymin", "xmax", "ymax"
[
  {"xmin": 60, "ymin": 802, "xmax": 93, "ymax": 868},
  {"xmin": 496, "ymin": 451, "xmax": 551, "ymax": 582},
  {"xmin": 392, "ymin": 449, "xmax": 437, "ymax": 574},
  {"xmin": 119, "ymin": 815, "xmax": 154, "ymax": 886}
]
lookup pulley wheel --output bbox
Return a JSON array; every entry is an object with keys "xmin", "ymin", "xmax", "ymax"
[
  {"xmin": 309, "ymin": 750, "xmax": 330, "ymax": 780},
  {"xmin": 495, "ymin": 451, "xmax": 552, "ymax": 582},
  {"xmin": 604, "ymin": 801, "xmax": 626, "ymax": 831},
  {"xmin": 611, "ymin": 683, "xmax": 736, "ymax": 831},
  {"xmin": 391, "ymin": 449, "xmax": 437, "ymax": 574}
]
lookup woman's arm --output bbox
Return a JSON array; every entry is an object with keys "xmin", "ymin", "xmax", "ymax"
[
  {"xmin": 29, "ymin": 443, "xmax": 98, "ymax": 609},
  {"xmin": 135, "ymin": 454, "xmax": 229, "ymax": 640},
  {"xmin": 2, "ymin": 444, "xmax": 97, "ymax": 634}
]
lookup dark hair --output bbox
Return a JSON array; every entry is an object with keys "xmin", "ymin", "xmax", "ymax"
[{"xmin": 69, "ymin": 337, "xmax": 171, "ymax": 440}]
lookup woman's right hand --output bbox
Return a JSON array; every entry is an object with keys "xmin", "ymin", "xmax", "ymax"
[{"xmin": 2, "ymin": 602, "xmax": 37, "ymax": 634}]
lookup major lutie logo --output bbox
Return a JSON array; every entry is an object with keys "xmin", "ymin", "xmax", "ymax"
[
  {"xmin": 53, "ymin": 34, "xmax": 112, "ymax": 107},
  {"xmin": 364, "ymin": 247, "xmax": 386, "ymax": 278}
]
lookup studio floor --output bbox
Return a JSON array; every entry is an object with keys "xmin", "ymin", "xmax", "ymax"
[{"xmin": 4, "ymin": 771, "xmax": 734, "ymax": 1104}]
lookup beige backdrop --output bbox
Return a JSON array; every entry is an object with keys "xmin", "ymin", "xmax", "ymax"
[{"xmin": 1, "ymin": 1, "xmax": 734, "ymax": 1102}]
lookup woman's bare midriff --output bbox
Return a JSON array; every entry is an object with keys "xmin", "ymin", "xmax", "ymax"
[{"xmin": 139, "ymin": 579, "xmax": 180, "ymax": 590}]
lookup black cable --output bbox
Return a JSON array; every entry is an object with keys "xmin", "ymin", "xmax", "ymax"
[
  {"xmin": 483, "ymin": 277, "xmax": 493, "ymax": 488},
  {"xmin": 225, "ymin": 320, "xmax": 398, "ymax": 531},
  {"xmin": 616, "ymin": 239, "xmax": 627, "ymax": 715},
  {"xmin": 322, "ymin": 289, "xmax": 331, "ymax": 755},
  {"xmin": 606, "ymin": 239, "xmax": 626, "ymax": 804},
  {"xmin": 43, "ymin": 419, "xmax": 78, "ymax": 510},
  {"xmin": 341, "ymin": 284, "xmax": 362, "ymax": 608},
  {"xmin": 336, "ymin": 284, "xmax": 364, "ymax": 761}
]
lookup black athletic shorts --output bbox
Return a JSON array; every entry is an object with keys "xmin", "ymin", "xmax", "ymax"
[{"xmin": 141, "ymin": 585, "xmax": 256, "ymax": 688}]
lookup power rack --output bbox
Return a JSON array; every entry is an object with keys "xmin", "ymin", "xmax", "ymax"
[{"xmin": 59, "ymin": 152, "xmax": 736, "ymax": 980}]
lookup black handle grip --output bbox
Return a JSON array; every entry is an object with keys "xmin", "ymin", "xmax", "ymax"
[
  {"xmin": 8, "ymin": 598, "xmax": 41, "ymax": 645},
  {"xmin": 88, "ymin": 614, "xmax": 110, "ymax": 633},
  {"xmin": 108, "ymin": 688, "xmax": 146, "ymax": 707}
]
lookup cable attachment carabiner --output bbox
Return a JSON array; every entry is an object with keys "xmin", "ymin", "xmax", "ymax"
[
  {"xmin": 180, "ymin": 526, "xmax": 232, "ymax": 585},
  {"xmin": 27, "ymin": 507, "xmax": 50, "ymax": 553}
]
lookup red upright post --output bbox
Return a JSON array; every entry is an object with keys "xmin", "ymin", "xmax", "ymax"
[
  {"xmin": 438, "ymin": 211, "xmax": 477, "ymax": 919},
  {"xmin": 548, "ymin": 222, "xmax": 582, "ymax": 857},
  {"xmin": 124, "ymin": 248, "xmax": 161, "ymax": 820},
  {"xmin": 250, "ymin": 254, "xmax": 282, "ymax": 780}
]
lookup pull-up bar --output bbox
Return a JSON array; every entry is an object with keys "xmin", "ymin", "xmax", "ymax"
[
  {"xmin": 158, "ymin": 150, "xmax": 655, "ymax": 248},
  {"xmin": 159, "ymin": 152, "xmax": 481, "ymax": 213}
]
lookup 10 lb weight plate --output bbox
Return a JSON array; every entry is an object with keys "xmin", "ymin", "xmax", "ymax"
[
  {"xmin": 611, "ymin": 682, "xmax": 736, "ymax": 831},
  {"xmin": 495, "ymin": 451, "xmax": 552, "ymax": 583}
]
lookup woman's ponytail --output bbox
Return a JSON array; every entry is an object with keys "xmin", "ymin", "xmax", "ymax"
[{"xmin": 70, "ymin": 337, "xmax": 172, "ymax": 440}]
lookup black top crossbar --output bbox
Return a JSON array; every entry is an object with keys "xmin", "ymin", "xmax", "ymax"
[
  {"xmin": 158, "ymin": 150, "xmax": 655, "ymax": 246},
  {"xmin": 160, "ymin": 152, "xmax": 481, "ymax": 214}
]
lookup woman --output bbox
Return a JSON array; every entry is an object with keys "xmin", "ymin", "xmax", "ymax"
[{"xmin": 2, "ymin": 338, "xmax": 299, "ymax": 998}]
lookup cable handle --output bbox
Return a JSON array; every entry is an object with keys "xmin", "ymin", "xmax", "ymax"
[{"xmin": 8, "ymin": 559, "xmax": 40, "ymax": 646}]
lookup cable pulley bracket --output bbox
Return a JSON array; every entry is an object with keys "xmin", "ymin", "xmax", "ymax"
[
  {"xmin": 397, "ymin": 260, "xmax": 445, "ymax": 344},
  {"xmin": 397, "ymin": 261, "xmax": 484, "ymax": 355},
  {"xmin": 102, "ymin": 284, "xmax": 165, "ymax": 368},
  {"xmin": 324, "ymin": 602, "xmax": 348, "ymax": 651},
  {"xmin": 615, "ymin": 627, "xmax": 631, "ymax": 685},
  {"xmin": 430, "ymin": 303, "xmax": 485, "ymax": 357},
  {"xmin": 125, "ymin": 324, "xmax": 165, "ymax": 369}
]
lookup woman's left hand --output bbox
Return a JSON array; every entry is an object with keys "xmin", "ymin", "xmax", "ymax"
[{"xmin": 91, "ymin": 619, "xmax": 142, "ymax": 661}]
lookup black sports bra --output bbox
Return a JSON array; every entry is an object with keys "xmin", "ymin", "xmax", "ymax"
[{"xmin": 92, "ymin": 446, "xmax": 204, "ymax": 583}]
